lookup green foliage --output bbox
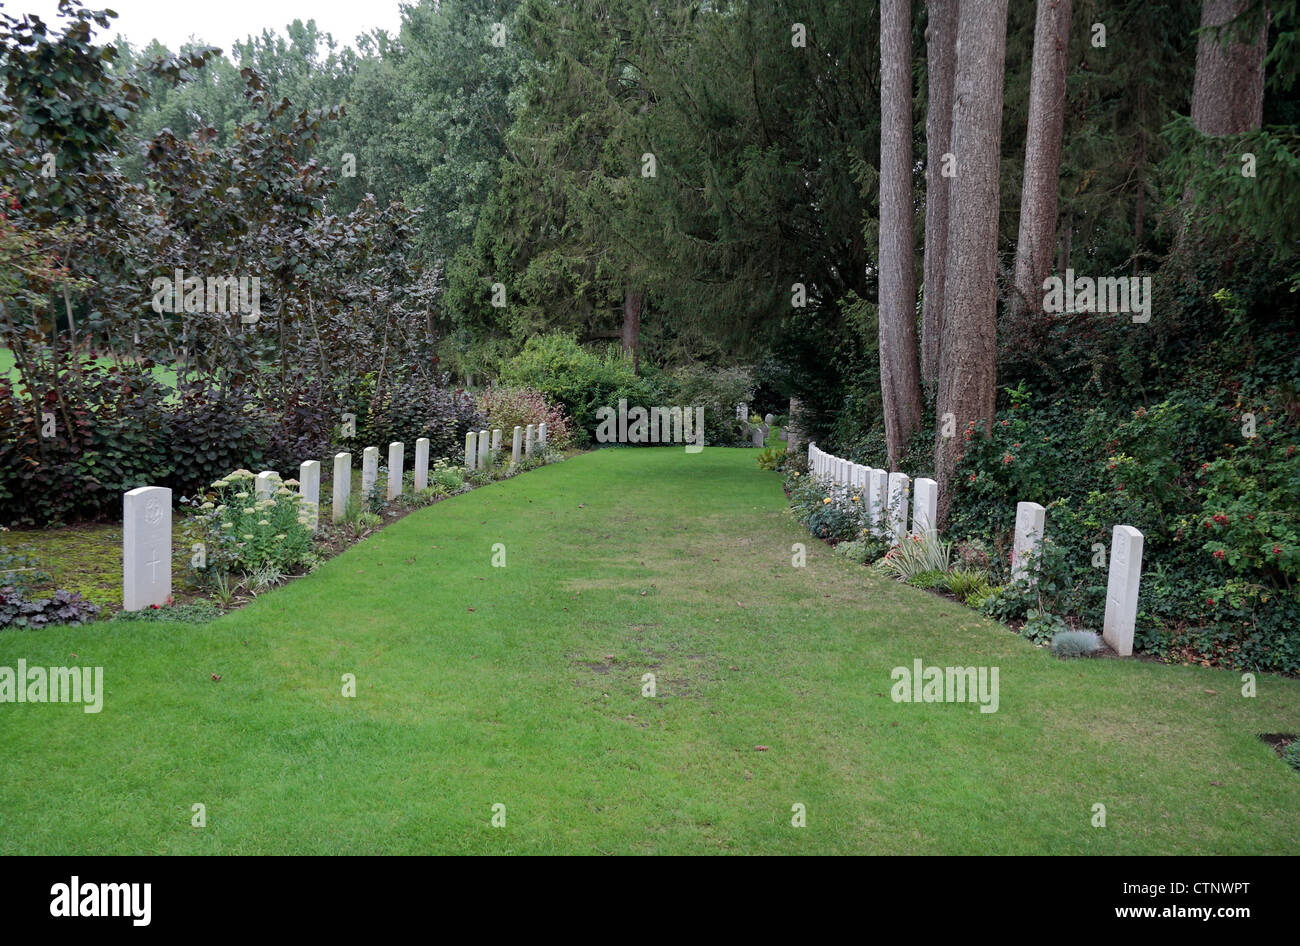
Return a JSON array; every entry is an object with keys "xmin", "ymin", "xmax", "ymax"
[
  {"xmin": 192, "ymin": 470, "xmax": 316, "ymax": 578},
  {"xmin": 660, "ymin": 363, "xmax": 754, "ymax": 446},
  {"xmin": 430, "ymin": 458, "xmax": 465, "ymax": 492},
  {"xmin": 1022, "ymin": 609, "xmax": 1070, "ymax": 644},
  {"xmin": 498, "ymin": 333, "xmax": 658, "ymax": 445},
  {"xmin": 944, "ymin": 568, "xmax": 991, "ymax": 601},
  {"xmin": 787, "ymin": 475, "xmax": 866, "ymax": 544},
  {"xmin": 0, "ymin": 546, "xmax": 51, "ymax": 596},
  {"xmin": 904, "ymin": 570, "xmax": 950, "ymax": 590},
  {"xmin": 112, "ymin": 600, "xmax": 219, "ymax": 623},
  {"xmin": 1284, "ymin": 740, "xmax": 1300, "ymax": 773},
  {"xmin": 978, "ymin": 539, "xmax": 1076, "ymax": 627},
  {"xmin": 756, "ymin": 447, "xmax": 785, "ymax": 471},
  {"xmin": 1197, "ymin": 431, "xmax": 1300, "ymax": 588}
]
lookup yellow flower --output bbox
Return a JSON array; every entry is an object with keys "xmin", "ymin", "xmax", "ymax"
[
  {"xmin": 851, "ymin": 495, "xmax": 859, "ymax": 502},
  {"xmin": 823, "ymin": 497, "xmax": 831, "ymax": 504}
]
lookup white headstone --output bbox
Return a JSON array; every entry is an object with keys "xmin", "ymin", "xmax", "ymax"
[
  {"xmin": 299, "ymin": 460, "xmax": 321, "ymax": 531},
  {"xmin": 737, "ymin": 402, "xmax": 748, "ymax": 421},
  {"xmin": 887, "ymin": 472, "xmax": 910, "ymax": 536},
  {"xmin": 123, "ymin": 486, "xmax": 171, "ymax": 611},
  {"xmin": 491, "ymin": 428, "xmax": 502, "ymax": 461},
  {"xmin": 511, "ymin": 426, "xmax": 522, "ymax": 466},
  {"xmin": 332, "ymin": 452, "xmax": 351, "ymax": 522},
  {"xmin": 255, "ymin": 470, "xmax": 279, "ymax": 500},
  {"xmin": 1103, "ymin": 525, "xmax": 1144, "ymax": 657},
  {"xmin": 525, "ymin": 424, "xmax": 536, "ymax": 458},
  {"xmin": 752, "ymin": 426, "xmax": 764, "ymax": 448},
  {"xmin": 478, "ymin": 428, "xmax": 490, "ymax": 469},
  {"xmin": 1012, "ymin": 501, "xmax": 1046, "ymax": 582},
  {"xmin": 764, "ymin": 413, "xmax": 774, "ymax": 426},
  {"xmin": 868, "ymin": 468, "xmax": 888, "ymax": 534},
  {"xmin": 414, "ymin": 438, "xmax": 430, "ymax": 491},
  {"xmin": 538, "ymin": 423, "xmax": 547, "ymax": 452},
  {"xmin": 465, "ymin": 430, "xmax": 477, "ymax": 471},
  {"xmin": 362, "ymin": 447, "xmax": 379, "ymax": 496},
  {"xmin": 387, "ymin": 442, "xmax": 404, "ymax": 500},
  {"xmin": 912, "ymin": 477, "xmax": 938, "ymax": 536}
]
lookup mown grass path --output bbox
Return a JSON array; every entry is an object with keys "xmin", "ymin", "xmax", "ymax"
[{"xmin": 2, "ymin": 447, "xmax": 1297, "ymax": 853}]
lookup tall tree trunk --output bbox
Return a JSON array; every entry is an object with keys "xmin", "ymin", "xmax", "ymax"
[
  {"xmin": 1011, "ymin": 0, "xmax": 1071, "ymax": 319},
  {"xmin": 935, "ymin": 0, "xmax": 1009, "ymax": 526},
  {"xmin": 1191, "ymin": 0, "xmax": 1267, "ymax": 135},
  {"xmin": 879, "ymin": 0, "xmax": 924, "ymax": 470},
  {"xmin": 921, "ymin": 0, "xmax": 956, "ymax": 395},
  {"xmin": 622, "ymin": 289, "xmax": 642, "ymax": 375}
]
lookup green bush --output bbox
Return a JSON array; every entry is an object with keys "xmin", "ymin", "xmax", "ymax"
[
  {"xmin": 756, "ymin": 446, "xmax": 784, "ymax": 470},
  {"xmin": 498, "ymin": 333, "xmax": 659, "ymax": 446},
  {"xmin": 660, "ymin": 362, "xmax": 753, "ymax": 445}
]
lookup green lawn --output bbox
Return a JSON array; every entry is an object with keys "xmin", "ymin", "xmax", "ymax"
[
  {"xmin": 1, "ymin": 346, "xmax": 178, "ymax": 388},
  {"xmin": 1, "ymin": 447, "xmax": 1297, "ymax": 854}
]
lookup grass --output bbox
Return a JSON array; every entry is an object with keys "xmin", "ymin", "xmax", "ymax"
[
  {"xmin": 2, "ymin": 346, "xmax": 178, "ymax": 389},
  {"xmin": 1, "ymin": 447, "xmax": 1298, "ymax": 854}
]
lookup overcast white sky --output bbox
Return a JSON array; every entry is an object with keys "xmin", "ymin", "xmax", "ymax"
[{"xmin": 4, "ymin": 0, "xmax": 407, "ymax": 53}]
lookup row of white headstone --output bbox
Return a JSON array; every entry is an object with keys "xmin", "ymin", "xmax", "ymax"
[
  {"xmin": 123, "ymin": 424, "xmax": 551, "ymax": 612},
  {"xmin": 464, "ymin": 423, "xmax": 547, "ymax": 472},
  {"xmin": 806, "ymin": 442, "xmax": 938, "ymax": 538},
  {"xmin": 1009, "ymin": 501, "xmax": 1144, "ymax": 658},
  {"xmin": 806, "ymin": 443, "xmax": 1144, "ymax": 658}
]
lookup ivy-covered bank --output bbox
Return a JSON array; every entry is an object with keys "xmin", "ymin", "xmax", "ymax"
[{"xmin": 774, "ymin": 417, "xmax": 1300, "ymax": 676}]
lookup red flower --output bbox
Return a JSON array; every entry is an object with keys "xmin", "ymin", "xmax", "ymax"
[
  {"xmin": 968, "ymin": 473, "xmax": 977, "ymax": 483},
  {"xmin": 1274, "ymin": 546, "xmax": 1282, "ymax": 555},
  {"xmin": 1213, "ymin": 549, "xmax": 1226, "ymax": 560},
  {"xmin": 1207, "ymin": 598, "xmax": 1215, "ymax": 606},
  {"xmin": 1002, "ymin": 454, "xmax": 1014, "ymax": 465}
]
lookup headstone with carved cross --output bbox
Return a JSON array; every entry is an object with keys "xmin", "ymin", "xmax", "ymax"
[{"xmin": 123, "ymin": 486, "xmax": 171, "ymax": 611}]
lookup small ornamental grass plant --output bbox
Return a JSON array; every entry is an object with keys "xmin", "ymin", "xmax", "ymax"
[{"xmin": 874, "ymin": 530, "xmax": 953, "ymax": 583}]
